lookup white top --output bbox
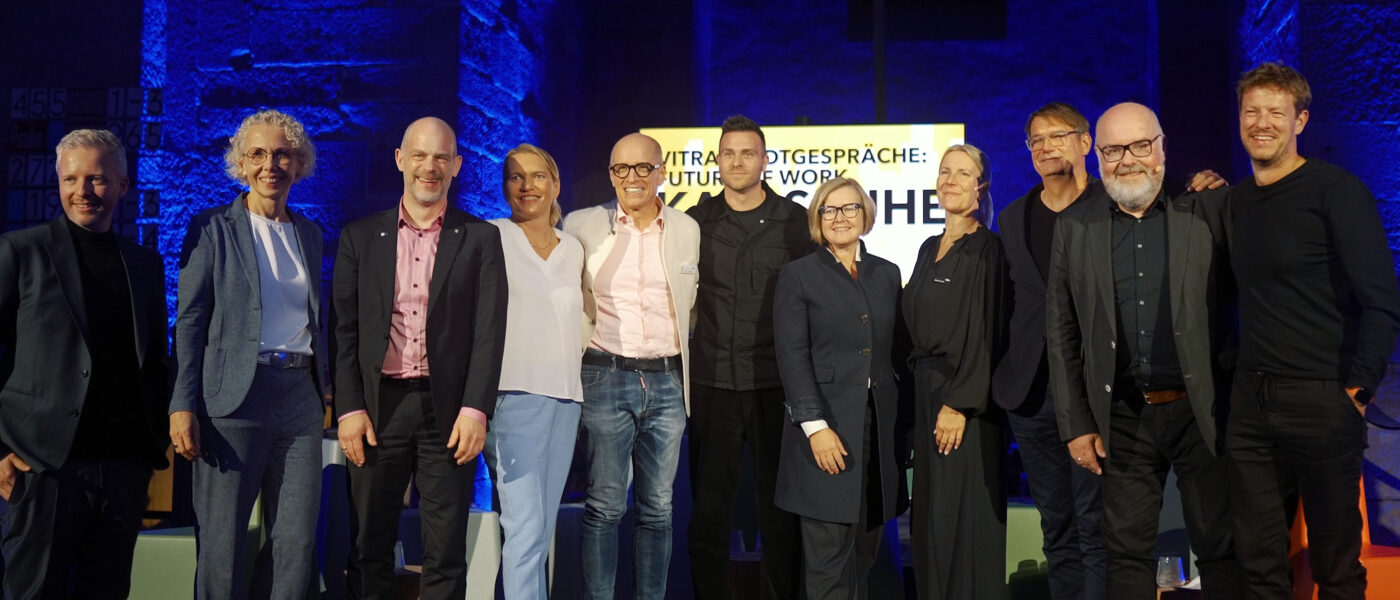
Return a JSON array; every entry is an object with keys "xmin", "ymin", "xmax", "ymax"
[
  {"xmin": 248, "ymin": 211, "xmax": 313, "ymax": 355},
  {"xmin": 491, "ymin": 218, "xmax": 585, "ymax": 402}
]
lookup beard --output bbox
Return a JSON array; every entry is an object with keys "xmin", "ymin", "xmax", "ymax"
[{"xmin": 1102, "ymin": 163, "xmax": 1163, "ymax": 213}]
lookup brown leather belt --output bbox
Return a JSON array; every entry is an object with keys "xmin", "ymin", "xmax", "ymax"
[{"xmin": 1141, "ymin": 388, "xmax": 1187, "ymax": 405}]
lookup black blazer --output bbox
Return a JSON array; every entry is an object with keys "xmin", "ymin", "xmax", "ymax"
[
  {"xmin": 0, "ymin": 218, "xmax": 170, "ymax": 472},
  {"xmin": 332, "ymin": 206, "xmax": 508, "ymax": 443},
  {"xmin": 992, "ymin": 180, "xmax": 1104, "ymax": 410},
  {"xmin": 772, "ymin": 246, "xmax": 904, "ymax": 524},
  {"xmin": 1046, "ymin": 187, "xmax": 1233, "ymax": 454}
]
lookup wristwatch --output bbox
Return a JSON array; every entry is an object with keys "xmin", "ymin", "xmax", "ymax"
[{"xmin": 1353, "ymin": 387, "xmax": 1375, "ymax": 405}]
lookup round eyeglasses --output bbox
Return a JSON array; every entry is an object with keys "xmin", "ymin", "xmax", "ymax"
[{"xmin": 609, "ymin": 162, "xmax": 660, "ymax": 178}]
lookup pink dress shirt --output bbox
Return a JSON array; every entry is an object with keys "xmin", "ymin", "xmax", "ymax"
[
  {"xmin": 340, "ymin": 202, "xmax": 485, "ymax": 426},
  {"xmin": 589, "ymin": 208, "xmax": 681, "ymax": 359}
]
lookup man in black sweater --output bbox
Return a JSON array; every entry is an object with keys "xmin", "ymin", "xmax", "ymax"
[
  {"xmin": 686, "ymin": 115, "xmax": 812, "ymax": 599},
  {"xmin": 1228, "ymin": 62, "xmax": 1400, "ymax": 600},
  {"xmin": 0, "ymin": 129, "xmax": 170, "ymax": 598}
]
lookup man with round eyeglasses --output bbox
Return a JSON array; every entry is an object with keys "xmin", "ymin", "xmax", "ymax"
[{"xmin": 563, "ymin": 132, "xmax": 701, "ymax": 599}]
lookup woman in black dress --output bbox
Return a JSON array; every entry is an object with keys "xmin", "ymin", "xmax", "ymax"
[
  {"xmin": 772, "ymin": 177, "xmax": 906, "ymax": 599},
  {"xmin": 905, "ymin": 144, "xmax": 1008, "ymax": 599}
]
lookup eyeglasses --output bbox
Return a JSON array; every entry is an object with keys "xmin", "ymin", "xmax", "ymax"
[
  {"xmin": 819, "ymin": 203, "xmax": 864, "ymax": 221},
  {"xmin": 1097, "ymin": 135, "xmax": 1161, "ymax": 162},
  {"xmin": 1025, "ymin": 130, "xmax": 1084, "ymax": 151},
  {"xmin": 609, "ymin": 162, "xmax": 660, "ymax": 178},
  {"xmin": 245, "ymin": 148, "xmax": 298, "ymax": 166}
]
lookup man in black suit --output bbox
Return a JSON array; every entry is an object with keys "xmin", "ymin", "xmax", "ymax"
[
  {"xmin": 992, "ymin": 102, "xmax": 1108, "ymax": 600},
  {"xmin": 333, "ymin": 116, "xmax": 508, "ymax": 600},
  {"xmin": 1046, "ymin": 103, "xmax": 1240, "ymax": 600},
  {"xmin": 0, "ymin": 129, "xmax": 170, "ymax": 598}
]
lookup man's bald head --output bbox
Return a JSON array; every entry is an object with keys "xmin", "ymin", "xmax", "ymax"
[
  {"xmin": 396, "ymin": 116, "xmax": 462, "ymax": 206},
  {"xmin": 1095, "ymin": 102, "xmax": 1166, "ymax": 214}
]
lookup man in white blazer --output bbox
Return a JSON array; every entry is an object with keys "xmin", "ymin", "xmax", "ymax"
[{"xmin": 562, "ymin": 132, "xmax": 700, "ymax": 599}]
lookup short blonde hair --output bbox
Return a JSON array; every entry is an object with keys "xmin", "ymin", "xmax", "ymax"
[
  {"xmin": 806, "ymin": 177, "xmax": 876, "ymax": 244},
  {"xmin": 223, "ymin": 109, "xmax": 316, "ymax": 183},
  {"xmin": 941, "ymin": 144, "xmax": 994, "ymax": 226},
  {"xmin": 503, "ymin": 143, "xmax": 563, "ymax": 226},
  {"xmin": 55, "ymin": 129, "xmax": 127, "ymax": 175}
]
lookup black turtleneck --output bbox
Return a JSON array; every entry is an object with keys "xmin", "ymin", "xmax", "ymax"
[{"xmin": 65, "ymin": 219, "xmax": 147, "ymax": 461}]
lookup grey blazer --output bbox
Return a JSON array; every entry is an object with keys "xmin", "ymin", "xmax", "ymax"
[
  {"xmin": 172, "ymin": 195, "xmax": 326, "ymax": 417},
  {"xmin": 1046, "ymin": 186, "xmax": 1233, "ymax": 454}
]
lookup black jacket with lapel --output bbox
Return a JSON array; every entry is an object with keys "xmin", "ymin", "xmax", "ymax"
[
  {"xmin": 332, "ymin": 205, "xmax": 508, "ymax": 443},
  {"xmin": 1046, "ymin": 186, "xmax": 1233, "ymax": 454},
  {"xmin": 0, "ymin": 218, "xmax": 170, "ymax": 472}
]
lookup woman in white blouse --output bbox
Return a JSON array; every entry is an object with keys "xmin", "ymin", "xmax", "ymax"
[
  {"xmin": 486, "ymin": 143, "xmax": 585, "ymax": 600},
  {"xmin": 170, "ymin": 109, "xmax": 326, "ymax": 598}
]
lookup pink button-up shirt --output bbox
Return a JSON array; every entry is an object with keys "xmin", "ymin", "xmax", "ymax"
[
  {"xmin": 341, "ymin": 202, "xmax": 484, "ymax": 426},
  {"xmin": 589, "ymin": 207, "xmax": 681, "ymax": 359}
]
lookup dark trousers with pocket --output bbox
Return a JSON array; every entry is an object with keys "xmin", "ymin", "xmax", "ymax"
[{"xmin": 1228, "ymin": 370, "xmax": 1367, "ymax": 600}]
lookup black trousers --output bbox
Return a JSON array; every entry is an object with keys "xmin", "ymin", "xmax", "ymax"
[
  {"xmin": 0, "ymin": 457, "xmax": 152, "ymax": 600},
  {"xmin": 347, "ymin": 380, "xmax": 476, "ymax": 600},
  {"xmin": 687, "ymin": 384, "xmax": 801, "ymax": 599},
  {"xmin": 1101, "ymin": 395, "xmax": 1240, "ymax": 600},
  {"xmin": 1006, "ymin": 384, "xmax": 1106, "ymax": 600},
  {"xmin": 1228, "ymin": 370, "xmax": 1367, "ymax": 600},
  {"xmin": 798, "ymin": 404, "xmax": 882, "ymax": 600}
]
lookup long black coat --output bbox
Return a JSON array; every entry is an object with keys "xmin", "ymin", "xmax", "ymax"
[{"xmin": 772, "ymin": 246, "xmax": 904, "ymax": 524}]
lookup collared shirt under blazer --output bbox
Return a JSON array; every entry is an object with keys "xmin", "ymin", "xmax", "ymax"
[{"xmin": 562, "ymin": 201, "xmax": 700, "ymax": 412}]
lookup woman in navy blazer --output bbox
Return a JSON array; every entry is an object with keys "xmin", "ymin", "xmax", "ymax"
[
  {"xmin": 170, "ymin": 110, "xmax": 327, "ymax": 600},
  {"xmin": 773, "ymin": 177, "xmax": 906, "ymax": 599}
]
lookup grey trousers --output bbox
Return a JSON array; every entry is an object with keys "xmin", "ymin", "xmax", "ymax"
[{"xmin": 193, "ymin": 364, "xmax": 323, "ymax": 600}]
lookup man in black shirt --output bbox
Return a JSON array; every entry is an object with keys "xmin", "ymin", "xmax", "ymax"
[
  {"xmin": 685, "ymin": 115, "xmax": 812, "ymax": 599},
  {"xmin": 1228, "ymin": 62, "xmax": 1400, "ymax": 600},
  {"xmin": 0, "ymin": 129, "xmax": 170, "ymax": 598},
  {"xmin": 993, "ymin": 102, "xmax": 1108, "ymax": 600},
  {"xmin": 1047, "ymin": 103, "xmax": 1240, "ymax": 600}
]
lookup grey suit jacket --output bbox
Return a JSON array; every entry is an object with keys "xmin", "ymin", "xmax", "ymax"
[
  {"xmin": 172, "ymin": 195, "xmax": 326, "ymax": 417},
  {"xmin": 0, "ymin": 218, "xmax": 170, "ymax": 472},
  {"xmin": 1046, "ymin": 186, "xmax": 1233, "ymax": 455}
]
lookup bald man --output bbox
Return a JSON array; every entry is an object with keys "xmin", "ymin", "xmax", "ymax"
[
  {"xmin": 333, "ymin": 117, "xmax": 508, "ymax": 599},
  {"xmin": 1045, "ymin": 103, "xmax": 1241, "ymax": 599},
  {"xmin": 562, "ymin": 133, "xmax": 700, "ymax": 599}
]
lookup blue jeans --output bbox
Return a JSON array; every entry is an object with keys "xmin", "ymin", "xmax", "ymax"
[
  {"xmin": 579, "ymin": 352, "xmax": 686, "ymax": 600},
  {"xmin": 486, "ymin": 392, "xmax": 581, "ymax": 600}
]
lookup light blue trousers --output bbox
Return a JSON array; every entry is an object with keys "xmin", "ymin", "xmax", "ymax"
[{"xmin": 486, "ymin": 391, "xmax": 581, "ymax": 600}]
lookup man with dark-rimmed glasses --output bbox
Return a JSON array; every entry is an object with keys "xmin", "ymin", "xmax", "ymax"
[
  {"xmin": 1047, "ymin": 102, "xmax": 1241, "ymax": 600},
  {"xmin": 562, "ymin": 132, "xmax": 701, "ymax": 599}
]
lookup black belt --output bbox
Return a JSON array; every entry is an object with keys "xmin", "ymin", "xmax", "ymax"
[
  {"xmin": 583, "ymin": 350, "xmax": 681, "ymax": 372},
  {"xmin": 382, "ymin": 376, "xmax": 431, "ymax": 391},
  {"xmin": 256, "ymin": 351, "xmax": 312, "ymax": 369}
]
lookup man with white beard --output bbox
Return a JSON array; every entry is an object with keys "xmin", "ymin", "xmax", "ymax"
[{"xmin": 1045, "ymin": 102, "xmax": 1242, "ymax": 599}]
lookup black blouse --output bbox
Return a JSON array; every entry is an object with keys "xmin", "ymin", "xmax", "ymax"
[{"xmin": 903, "ymin": 227, "xmax": 1007, "ymax": 414}]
